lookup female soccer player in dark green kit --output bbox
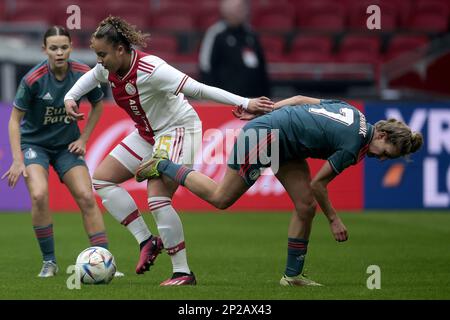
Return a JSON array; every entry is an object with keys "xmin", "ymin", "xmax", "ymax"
[
  {"xmin": 2, "ymin": 26, "xmax": 113, "ymax": 278},
  {"xmin": 136, "ymin": 95, "xmax": 423, "ymax": 286}
]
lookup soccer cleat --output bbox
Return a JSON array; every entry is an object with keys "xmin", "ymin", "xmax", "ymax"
[
  {"xmin": 279, "ymin": 274, "xmax": 323, "ymax": 287},
  {"xmin": 135, "ymin": 149, "xmax": 169, "ymax": 182},
  {"xmin": 135, "ymin": 236, "xmax": 164, "ymax": 274},
  {"xmin": 114, "ymin": 270, "xmax": 125, "ymax": 277},
  {"xmin": 160, "ymin": 272, "xmax": 197, "ymax": 286},
  {"xmin": 38, "ymin": 260, "xmax": 59, "ymax": 278}
]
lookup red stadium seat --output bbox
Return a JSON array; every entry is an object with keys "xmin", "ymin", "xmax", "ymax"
[
  {"xmin": 338, "ymin": 37, "xmax": 381, "ymax": 63},
  {"xmin": 196, "ymin": 6, "xmax": 220, "ymax": 31},
  {"xmin": 347, "ymin": 0, "xmax": 399, "ymax": 31},
  {"xmin": 415, "ymin": 0, "xmax": 449, "ymax": 15},
  {"xmin": 406, "ymin": 13, "xmax": 449, "ymax": 33},
  {"xmin": 288, "ymin": 35, "xmax": 334, "ymax": 62},
  {"xmin": 146, "ymin": 34, "xmax": 179, "ymax": 56},
  {"xmin": 260, "ymin": 35, "xmax": 286, "ymax": 62},
  {"xmin": 7, "ymin": 0, "xmax": 54, "ymax": 24},
  {"xmin": 252, "ymin": 12, "xmax": 296, "ymax": 33},
  {"xmin": 150, "ymin": 13, "xmax": 194, "ymax": 32},
  {"xmin": 338, "ymin": 35, "xmax": 381, "ymax": 63},
  {"xmin": 296, "ymin": 2, "xmax": 346, "ymax": 32},
  {"xmin": 107, "ymin": 1, "xmax": 151, "ymax": 17},
  {"xmin": 405, "ymin": 0, "xmax": 449, "ymax": 32},
  {"xmin": 384, "ymin": 35, "xmax": 429, "ymax": 61}
]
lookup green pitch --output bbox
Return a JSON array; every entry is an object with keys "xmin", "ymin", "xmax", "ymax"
[{"xmin": 0, "ymin": 211, "xmax": 449, "ymax": 300}]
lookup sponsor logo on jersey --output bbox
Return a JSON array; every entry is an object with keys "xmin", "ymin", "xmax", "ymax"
[
  {"xmin": 24, "ymin": 148, "xmax": 37, "ymax": 160},
  {"xmin": 44, "ymin": 106, "xmax": 71, "ymax": 125},
  {"xmin": 125, "ymin": 82, "xmax": 137, "ymax": 95},
  {"xmin": 42, "ymin": 92, "xmax": 53, "ymax": 101}
]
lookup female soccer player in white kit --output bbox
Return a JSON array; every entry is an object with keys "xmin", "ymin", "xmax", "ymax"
[{"xmin": 64, "ymin": 16, "xmax": 273, "ymax": 285}]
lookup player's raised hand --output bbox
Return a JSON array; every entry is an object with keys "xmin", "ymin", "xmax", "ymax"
[
  {"xmin": 64, "ymin": 99, "xmax": 85, "ymax": 121},
  {"xmin": 1, "ymin": 160, "xmax": 28, "ymax": 188},
  {"xmin": 232, "ymin": 106, "xmax": 258, "ymax": 121},
  {"xmin": 330, "ymin": 216, "xmax": 348, "ymax": 242},
  {"xmin": 247, "ymin": 96, "xmax": 274, "ymax": 114},
  {"xmin": 68, "ymin": 138, "xmax": 86, "ymax": 155}
]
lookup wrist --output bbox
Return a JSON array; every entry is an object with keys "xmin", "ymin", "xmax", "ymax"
[{"xmin": 242, "ymin": 98, "xmax": 250, "ymax": 110}]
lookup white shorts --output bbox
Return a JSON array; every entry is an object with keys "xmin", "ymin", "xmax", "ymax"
[{"xmin": 110, "ymin": 125, "xmax": 202, "ymax": 174}]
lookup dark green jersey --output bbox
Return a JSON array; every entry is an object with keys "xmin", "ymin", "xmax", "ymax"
[
  {"xmin": 265, "ymin": 99, "xmax": 374, "ymax": 174},
  {"xmin": 13, "ymin": 59, "xmax": 103, "ymax": 148}
]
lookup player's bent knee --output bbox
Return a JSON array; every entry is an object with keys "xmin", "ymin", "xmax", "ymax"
[
  {"xmin": 295, "ymin": 200, "xmax": 317, "ymax": 220},
  {"xmin": 30, "ymin": 191, "xmax": 48, "ymax": 208},
  {"xmin": 75, "ymin": 190, "xmax": 97, "ymax": 210},
  {"xmin": 211, "ymin": 194, "xmax": 234, "ymax": 210}
]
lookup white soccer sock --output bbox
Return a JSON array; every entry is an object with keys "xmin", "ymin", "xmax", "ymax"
[
  {"xmin": 93, "ymin": 179, "xmax": 151, "ymax": 244},
  {"xmin": 148, "ymin": 196, "xmax": 191, "ymax": 274}
]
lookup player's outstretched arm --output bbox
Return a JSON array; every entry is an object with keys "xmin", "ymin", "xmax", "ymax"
[
  {"xmin": 1, "ymin": 108, "xmax": 28, "ymax": 187},
  {"xmin": 274, "ymin": 95, "xmax": 321, "ymax": 110},
  {"xmin": 181, "ymin": 76, "xmax": 273, "ymax": 113},
  {"xmin": 311, "ymin": 161, "xmax": 348, "ymax": 242},
  {"xmin": 64, "ymin": 68, "xmax": 103, "ymax": 121}
]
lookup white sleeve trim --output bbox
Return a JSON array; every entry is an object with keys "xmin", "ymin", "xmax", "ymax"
[
  {"xmin": 181, "ymin": 77, "xmax": 249, "ymax": 109},
  {"xmin": 198, "ymin": 21, "xmax": 226, "ymax": 72},
  {"xmin": 64, "ymin": 67, "xmax": 104, "ymax": 102}
]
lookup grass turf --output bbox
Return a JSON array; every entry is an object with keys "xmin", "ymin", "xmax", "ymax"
[{"xmin": 0, "ymin": 211, "xmax": 449, "ymax": 300}]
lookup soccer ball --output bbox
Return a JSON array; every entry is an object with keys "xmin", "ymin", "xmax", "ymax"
[{"xmin": 76, "ymin": 246, "xmax": 116, "ymax": 284}]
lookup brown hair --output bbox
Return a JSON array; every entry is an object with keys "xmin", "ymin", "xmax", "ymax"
[
  {"xmin": 43, "ymin": 26, "xmax": 71, "ymax": 46},
  {"xmin": 375, "ymin": 119, "xmax": 423, "ymax": 156},
  {"xmin": 92, "ymin": 15, "xmax": 149, "ymax": 52}
]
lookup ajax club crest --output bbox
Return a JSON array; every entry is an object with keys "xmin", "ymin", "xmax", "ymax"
[{"xmin": 125, "ymin": 83, "xmax": 136, "ymax": 95}]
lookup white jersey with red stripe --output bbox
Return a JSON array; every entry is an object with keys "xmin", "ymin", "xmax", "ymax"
[{"xmin": 93, "ymin": 50, "xmax": 198, "ymax": 145}]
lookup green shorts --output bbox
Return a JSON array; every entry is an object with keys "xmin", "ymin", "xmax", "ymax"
[{"xmin": 22, "ymin": 144, "xmax": 87, "ymax": 180}]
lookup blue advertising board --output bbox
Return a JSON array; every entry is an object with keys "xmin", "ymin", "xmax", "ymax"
[{"xmin": 364, "ymin": 102, "xmax": 450, "ymax": 209}]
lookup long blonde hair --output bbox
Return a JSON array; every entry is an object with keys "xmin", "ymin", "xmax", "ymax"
[{"xmin": 375, "ymin": 119, "xmax": 423, "ymax": 156}]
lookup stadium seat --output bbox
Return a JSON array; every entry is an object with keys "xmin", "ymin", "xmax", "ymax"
[
  {"xmin": 405, "ymin": 0, "xmax": 449, "ymax": 32},
  {"xmin": 259, "ymin": 35, "xmax": 286, "ymax": 62},
  {"xmin": 296, "ymin": 1, "xmax": 346, "ymax": 32},
  {"xmin": 288, "ymin": 35, "xmax": 334, "ymax": 62},
  {"xmin": 146, "ymin": 34, "xmax": 179, "ymax": 56},
  {"xmin": 7, "ymin": 0, "xmax": 54, "ymax": 25},
  {"xmin": 150, "ymin": 11, "xmax": 195, "ymax": 32},
  {"xmin": 347, "ymin": 0, "xmax": 399, "ymax": 31},
  {"xmin": 337, "ymin": 35, "xmax": 381, "ymax": 63},
  {"xmin": 384, "ymin": 35, "xmax": 429, "ymax": 61},
  {"xmin": 252, "ymin": 12, "xmax": 296, "ymax": 34},
  {"xmin": 107, "ymin": 1, "xmax": 151, "ymax": 17},
  {"xmin": 406, "ymin": 13, "xmax": 449, "ymax": 33},
  {"xmin": 196, "ymin": 6, "xmax": 220, "ymax": 32},
  {"xmin": 415, "ymin": 0, "xmax": 449, "ymax": 15}
]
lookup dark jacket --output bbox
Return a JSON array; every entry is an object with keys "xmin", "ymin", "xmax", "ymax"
[{"xmin": 199, "ymin": 21, "xmax": 270, "ymax": 97}]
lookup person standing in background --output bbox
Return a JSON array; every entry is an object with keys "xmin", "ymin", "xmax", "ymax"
[{"xmin": 199, "ymin": 0, "xmax": 270, "ymax": 98}]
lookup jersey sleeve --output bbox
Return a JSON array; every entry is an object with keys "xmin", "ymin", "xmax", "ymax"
[
  {"xmin": 13, "ymin": 78, "xmax": 33, "ymax": 111},
  {"xmin": 328, "ymin": 149, "xmax": 357, "ymax": 174},
  {"xmin": 85, "ymin": 84, "xmax": 104, "ymax": 104},
  {"xmin": 144, "ymin": 58, "xmax": 188, "ymax": 94},
  {"xmin": 64, "ymin": 66, "xmax": 105, "ymax": 102},
  {"xmin": 92, "ymin": 63, "xmax": 109, "ymax": 82}
]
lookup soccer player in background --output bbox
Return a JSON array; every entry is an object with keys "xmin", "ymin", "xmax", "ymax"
[
  {"xmin": 136, "ymin": 95, "xmax": 423, "ymax": 286},
  {"xmin": 64, "ymin": 16, "xmax": 273, "ymax": 286},
  {"xmin": 2, "ymin": 26, "xmax": 112, "ymax": 278}
]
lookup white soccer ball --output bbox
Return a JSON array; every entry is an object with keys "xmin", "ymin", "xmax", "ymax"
[{"xmin": 76, "ymin": 246, "xmax": 116, "ymax": 284}]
